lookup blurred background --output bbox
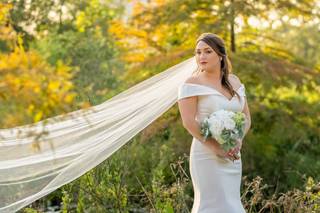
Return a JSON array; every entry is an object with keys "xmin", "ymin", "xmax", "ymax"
[{"xmin": 0, "ymin": 0, "xmax": 319, "ymax": 212}]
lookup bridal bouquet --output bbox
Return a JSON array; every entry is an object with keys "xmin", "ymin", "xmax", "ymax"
[{"xmin": 200, "ymin": 109, "xmax": 246, "ymax": 154}]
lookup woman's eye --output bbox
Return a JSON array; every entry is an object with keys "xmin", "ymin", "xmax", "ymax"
[{"xmin": 195, "ymin": 51, "xmax": 211, "ymax": 54}]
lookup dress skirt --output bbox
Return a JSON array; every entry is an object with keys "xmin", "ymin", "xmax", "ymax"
[{"xmin": 189, "ymin": 137, "xmax": 246, "ymax": 213}]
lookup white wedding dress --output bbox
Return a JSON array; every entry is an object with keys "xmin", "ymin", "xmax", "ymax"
[{"xmin": 178, "ymin": 82, "xmax": 247, "ymax": 213}]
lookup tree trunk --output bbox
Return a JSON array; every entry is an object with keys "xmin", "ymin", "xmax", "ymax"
[{"xmin": 230, "ymin": 0, "xmax": 236, "ymax": 53}]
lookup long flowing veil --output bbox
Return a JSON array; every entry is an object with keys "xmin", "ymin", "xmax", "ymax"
[{"xmin": 0, "ymin": 56, "xmax": 197, "ymax": 212}]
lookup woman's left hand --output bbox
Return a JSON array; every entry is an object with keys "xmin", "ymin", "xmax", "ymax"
[{"xmin": 227, "ymin": 139, "xmax": 242, "ymax": 160}]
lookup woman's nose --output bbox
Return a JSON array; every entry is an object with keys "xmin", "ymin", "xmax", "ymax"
[{"xmin": 199, "ymin": 54, "xmax": 206, "ymax": 60}]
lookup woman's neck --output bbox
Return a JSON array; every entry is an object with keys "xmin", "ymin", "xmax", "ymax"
[{"xmin": 202, "ymin": 70, "xmax": 222, "ymax": 82}]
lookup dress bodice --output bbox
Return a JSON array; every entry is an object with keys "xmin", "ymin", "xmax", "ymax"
[{"xmin": 177, "ymin": 83, "xmax": 246, "ymax": 123}]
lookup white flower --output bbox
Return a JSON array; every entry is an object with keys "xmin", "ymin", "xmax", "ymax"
[
  {"xmin": 208, "ymin": 118, "xmax": 224, "ymax": 136},
  {"xmin": 223, "ymin": 118, "xmax": 235, "ymax": 130},
  {"xmin": 200, "ymin": 109, "xmax": 245, "ymax": 149}
]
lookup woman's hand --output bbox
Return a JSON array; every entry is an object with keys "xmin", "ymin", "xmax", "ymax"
[
  {"xmin": 227, "ymin": 139, "xmax": 242, "ymax": 160},
  {"xmin": 204, "ymin": 138, "xmax": 237, "ymax": 161}
]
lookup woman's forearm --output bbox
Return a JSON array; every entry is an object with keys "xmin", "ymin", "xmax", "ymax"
[
  {"xmin": 183, "ymin": 119, "xmax": 238, "ymax": 160},
  {"xmin": 182, "ymin": 120, "xmax": 204, "ymax": 142},
  {"xmin": 183, "ymin": 120, "xmax": 220, "ymax": 150},
  {"xmin": 242, "ymin": 116, "xmax": 251, "ymax": 140}
]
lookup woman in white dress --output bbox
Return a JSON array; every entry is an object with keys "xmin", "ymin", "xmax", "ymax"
[{"xmin": 177, "ymin": 33, "xmax": 251, "ymax": 212}]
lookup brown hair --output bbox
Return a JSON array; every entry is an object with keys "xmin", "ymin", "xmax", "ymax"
[{"xmin": 195, "ymin": 33, "xmax": 240, "ymax": 100}]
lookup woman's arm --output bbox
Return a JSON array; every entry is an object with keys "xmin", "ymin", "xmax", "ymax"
[
  {"xmin": 177, "ymin": 94, "xmax": 233, "ymax": 160},
  {"xmin": 229, "ymin": 95, "xmax": 251, "ymax": 156},
  {"xmin": 229, "ymin": 74, "xmax": 251, "ymax": 139},
  {"xmin": 178, "ymin": 96, "xmax": 204, "ymax": 142},
  {"xmin": 242, "ymin": 96, "xmax": 251, "ymax": 139}
]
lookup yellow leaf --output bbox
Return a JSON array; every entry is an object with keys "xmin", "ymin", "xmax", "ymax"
[
  {"xmin": 48, "ymin": 81, "xmax": 60, "ymax": 91},
  {"xmin": 34, "ymin": 111, "xmax": 43, "ymax": 122},
  {"xmin": 64, "ymin": 94, "xmax": 75, "ymax": 103}
]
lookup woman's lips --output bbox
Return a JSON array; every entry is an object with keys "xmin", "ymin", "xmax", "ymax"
[{"xmin": 200, "ymin": 62, "xmax": 207, "ymax": 65}]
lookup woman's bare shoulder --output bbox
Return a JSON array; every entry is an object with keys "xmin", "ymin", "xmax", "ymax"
[
  {"xmin": 228, "ymin": 73, "xmax": 242, "ymax": 87},
  {"xmin": 184, "ymin": 76, "xmax": 201, "ymax": 84}
]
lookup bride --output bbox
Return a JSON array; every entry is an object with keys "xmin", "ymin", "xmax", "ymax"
[{"xmin": 177, "ymin": 33, "xmax": 251, "ymax": 212}]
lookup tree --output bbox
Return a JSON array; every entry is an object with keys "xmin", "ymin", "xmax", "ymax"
[
  {"xmin": 111, "ymin": 0, "xmax": 319, "ymax": 54},
  {"xmin": 0, "ymin": 3, "xmax": 78, "ymax": 129}
]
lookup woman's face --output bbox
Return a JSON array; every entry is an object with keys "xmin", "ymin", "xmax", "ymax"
[{"xmin": 195, "ymin": 40, "xmax": 220, "ymax": 72}]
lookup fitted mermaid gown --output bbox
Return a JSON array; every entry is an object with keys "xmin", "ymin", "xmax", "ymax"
[{"xmin": 178, "ymin": 82, "xmax": 247, "ymax": 213}]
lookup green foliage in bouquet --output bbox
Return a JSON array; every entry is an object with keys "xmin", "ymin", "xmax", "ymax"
[
  {"xmin": 217, "ymin": 111, "xmax": 246, "ymax": 151},
  {"xmin": 220, "ymin": 129, "xmax": 238, "ymax": 151},
  {"xmin": 200, "ymin": 119, "xmax": 211, "ymax": 141},
  {"xmin": 233, "ymin": 112, "xmax": 246, "ymax": 139}
]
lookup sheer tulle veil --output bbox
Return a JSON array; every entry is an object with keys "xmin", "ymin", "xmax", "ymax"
[{"xmin": 0, "ymin": 56, "xmax": 197, "ymax": 212}]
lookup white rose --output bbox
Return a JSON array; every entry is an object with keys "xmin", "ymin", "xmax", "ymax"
[
  {"xmin": 223, "ymin": 118, "xmax": 235, "ymax": 130},
  {"xmin": 208, "ymin": 118, "xmax": 224, "ymax": 136}
]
